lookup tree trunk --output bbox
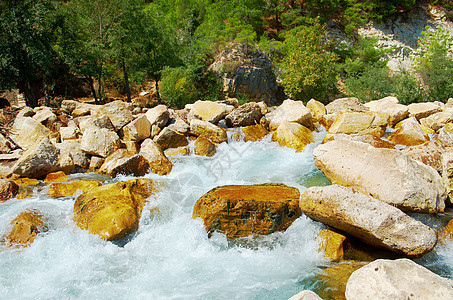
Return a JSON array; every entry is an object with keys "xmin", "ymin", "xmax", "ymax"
[
  {"xmin": 43, "ymin": 76, "xmax": 50, "ymax": 107},
  {"xmin": 86, "ymin": 76, "xmax": 99, "ymax": 104},
  {"xmin": 155, "ymin": 77, "xmax": 161, "ymax": 104},
  {"xmin": 122, "ymin": 59, "xmax": 131, "ymax": 103},
  {"xmin": 97, "ymin": 70, "xmax": 104, "ymax": 105},
  {"xmin": 19, "ymin": 80, "xmax": 38, "ymax": 108}
]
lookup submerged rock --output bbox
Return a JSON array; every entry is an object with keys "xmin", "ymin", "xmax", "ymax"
[
  {"xmin": 313, "ymin": 139, "xmax": 446, "ymax": 213},
  {"xmin": 192, "ymin": 183, "xmax": 301, "ymax": 239},
  {"xmin": 345, "ymin": 259, "xmax": 453, "ymax": 300},
  {"xmin": 0, "ymin": 178, "xmax": 19, "ymax": 202},
  {"xmin": 73, "ymin": 179, "xmax": 156, "ymax": 241},
  {"xmin": 4, "ymin": 210, "xmax": 48, "ymax": 247},
  {"xmin": 49, "ymin": 180, "xmax": 102, "ymax": 198},
  {"xmin": 300, "ymin": 185, "xmax": 437, "ymax": 257},
  {"xmin": 44, "ymin": 171, "xmax": 68, "ymax": 184},
  {"xmin": 271, "ymin": 121, "xmax": 314, "ymax": 152}
]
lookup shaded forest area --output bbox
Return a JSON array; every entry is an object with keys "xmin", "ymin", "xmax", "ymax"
[{"xmin": 1, "ymin": 0, "xmax": 452, "ymax": 108}]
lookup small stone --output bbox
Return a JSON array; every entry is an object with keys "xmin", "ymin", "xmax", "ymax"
[
  {"xmin": 0, "ymin": 178, "xmax": 19, "ymax": 202},
  {"xmin": 4, "ymin": 210, "xmax": 48, "ymax": 247},
  {"xmin": 242, "ymin": 124, "xmax": 269, "ymax": 142},
  {"xmin": 317, "ymin": 229, "xmax": 347, "ymax": 261},
  {"xmin": 44, "ymin": 171, "xmax": 68, "ymax": 184}
]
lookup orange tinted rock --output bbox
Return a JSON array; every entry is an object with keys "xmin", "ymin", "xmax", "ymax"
[
  {"xmin": 194, "ymin": 136, "xmax": 216, "ymax": 157},
  {"xmin": 44, "ymin": 171, "xmax": 68, "ymax": 184},
  {"xmin": 271, "ymin": 121, "xmax": 314, "ymax": 152},
  {"xmin": 242, "ymin": 124, "xmax": 269, "ymax": 142},
  {"xmin": 388, "ymin": 117, "xmax": 430, "ymax": 146},
  {"xmin": 4, "ymin": 210, "xmax": 48, "ymax": 247},
  {"xmin": 49, "ymin": 180, "xmax": 102, "ymax": 197},
  {"xmin": 73, "ymin": 178, "xmax": 156, "ymax": 241},
  {"xmin": 318, "ymin": 229, "xmax": 347, "ymax": 261},
  {"xmin": 192, "ymin": 183, "xmax": 301, "ymax": 238},
  {"xmin": 0, "ymin": 178, "xmax": 19, "ymax": 202}
]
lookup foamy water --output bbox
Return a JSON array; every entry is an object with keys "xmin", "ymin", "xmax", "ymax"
[{"xmin": 0, "ymin": 128, "xmax": 452, "ymax": 299}]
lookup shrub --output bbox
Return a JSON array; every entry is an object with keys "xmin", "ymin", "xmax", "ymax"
[
  {"xmin": 160, "ymin": 66, "xmax": 199, "ymax": 108},
  {"xmin": 344, "ymin": 66, "xmax": 394, "ymax": 102}
]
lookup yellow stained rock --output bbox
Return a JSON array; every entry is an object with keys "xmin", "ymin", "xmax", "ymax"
[
  {"xmin": 242, "ymin": 124, "xmax": 269, "ymax": 142},
  {"xmin": 306, "ymin": 98, "xmax": 326, "ymax": 120},
  {"xmin": 44, "ymin": 171, "xmax": 68, "ymax": 184},
  {"xmin": 73, "ymin": 178, "xmax": 156, "ymax": 241},
  {"xmin": 271, "ymin": 121, "xmax": 314, "ymax": 152},
  {"xmin": 318, "ymin": 229, "xmax": 347, "ymax": 261},
  {"xmin": 327, "ymin": 111, "xmax": 388, "ymax": 137},
  {"xmin": 49, "ymin": 180, "xmax": 102, "ymax": 197},
  {"xmin": 13, "ymin": 178, "xmax": 39, "ymax": 199},
  {"xmin": 389, "ymin": 117, "xmax": 430, "ymax": 146},
  {"xmin": 165, "ymin": 147, "xmax": 190, "ymax": 157},
  {"xmin": 194, "ymin": 136, "xmax": 216, "ymax": 157},
  {"xmin": 4, "ymin": 210, "xmax": 48, "ymax": 247},
  {"xmin": 192, "ymin": 183, "xmax": 301, "ymax": 239}
]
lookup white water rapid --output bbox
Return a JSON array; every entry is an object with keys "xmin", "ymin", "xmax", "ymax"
[{"xmin": 1, "ymin": 128, "xmax": 452, "ymax": 299}]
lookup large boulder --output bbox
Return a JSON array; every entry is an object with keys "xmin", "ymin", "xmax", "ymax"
[
  {"xmin": 9, "ymin": 117, "xmax": 51, "ymax": 150},
  {"xmin": 49, "ymin": 180, "xmax": 102, "ymax": 197},
  {"xmin": 139, "ymin": 139, "xmax": 173, "ymax": 176},
  {"xmin": 420, "ymin": 111, "xmax": 453, "ymax": 131},
  {"xmin": 192, "ymin": 183, "xmax": 301, "ymax": 238},
  {"xmin": 345, "ymin": 259, "xmax": 453, "ymax": 300},
  {"xmin": 327, "ymin": 111, "xmax": 388, "ymax": 137},
  {"xmin": 4, "ymin": 210, "xmax": 48, "ymax": 247},
  {"xmin": 121, "ymin": 114, "xmax": 151, "ymax": 142},
  {"xmin": 225, "ymin": 102, "xmax": 262, "ymax": 127},
  {"xmin": 388, "ymin": 117, "xmax": 430, "ymax": 146},
  {"xmin": 154, "ymin": 127, "xmax": 189, "ymax": 151},
  {"xmin": 313, "ymin": 139, "xmax": 447, "ymax": 213},
  {"xmin": 12, "ymin": 138, "xmax": 60, "ymax": 178},
  {"xmin": 77, "ymin": 115, "xmax": 115, "ymax": 133},
  {"xmin": 91, "ymin": 100, "xmax": 133, "ymax": 131},
  {"xmin": 401, "ymin": 141, "xmax": 445, "ymax": 172},
  {"xmin": 0, "ymin": 178, "xmax": 19, "ymax": 202},
  {"xmin": 408, "ymin": 102, "xmax": 442, "ymax": 120},
  {"xmin": 99, "ymin": 149, "xmax": 150, "ymax": 177},
  {"xmin": 265, "ymin": 99, "xmax": 313, "ymax": 131},
  {"xmin": 300, "ymin": 185, "xmax": 437, "ymax": 257},
  {"xmin": 271, "ymin": 121, "xmax": 314, "ymax": 152},
  {"xmin": 73, "ymin": 179, "xmax": 156, "ymax": 241},
  {"xmin": 56, "ymin": 140, "xmax": 90, "ymax": 169},
  {"xmin": 323, "ymin": 133, "xmax": 395, "ymax": 149},
  {"xmin": 190, "ymin": 119, "xmax": 228, "ymax": 143},
  {"xmin": 33, "ymin": 106, "xmax": 57, "ymax": 126},
  {"xmin": 80, "ymin": 127, "xmax": 121, "ymax": 158},
  {"xmin": 189, "ymin": 100, "xmax": 230, "ymax": 124},
  {"xmin": 59, "ymin": 122, "xmax": 80, "ymax": 141},
  {"xmin": 325, "ymin": 97, "xmax": 368, "ymax": 114},
  {"xmin": 306, "ymin": 99, "xmax": 326, "ymax": 121},
  {"xmin": 145, "ymin": 104, "xmax": 170, "ymax": 128},
  {"xmin": 364, "ymin": 96, "xmax": 409, "ymax": 127}
]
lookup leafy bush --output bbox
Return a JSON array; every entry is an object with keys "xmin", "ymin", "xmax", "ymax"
[
  {"xmin": 392, "ymin": 69, "xmax": 425, "ymax": 104},
  {"xmin": 160, "ymin": 66, "xmax": 200, "ymax": 108},
  {"xmin": 344, "ymin": 66, "xmax": 394, "ymax": 102},
  {"xmin": 280, "ymin": 19, "xmax": 338, "ymax": 102}
]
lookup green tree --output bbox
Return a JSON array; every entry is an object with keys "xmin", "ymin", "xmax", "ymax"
[
  {"xmin": 280, "ymin": 19, "xmax": 338, "ymax": 102},
  {"xmin": 0, "ymin": 0, "xmax": 58, "ymax": 107}
]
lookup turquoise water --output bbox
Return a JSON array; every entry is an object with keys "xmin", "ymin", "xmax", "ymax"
[{"xmin": 0, "ymin": 128, "xmax": 452, "ymax": 299}]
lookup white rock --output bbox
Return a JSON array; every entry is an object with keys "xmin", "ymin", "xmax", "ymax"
[
  {"xmin": 265, "ymin": 99, "xmax": 313, "ymax": 131},
  {"xmin": 9, "ymin": 117, "xmax": 51, "ymax": 150},
  {"xmin": 288, "ymin": 290, "xmax": 322, "ymax": 300},
  {"xmin": 80, "ymin": 128, "xmax": 121, "ymax": 158},
  {"xmin": 121, "ymin": 114, "xmax": 151, "ymax": 142},
  {"xmin": 145, "ymin": 105, "xmax": 170, "ymax": 128}
]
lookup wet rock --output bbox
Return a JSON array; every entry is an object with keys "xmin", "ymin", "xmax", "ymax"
[
  {"xmin": 4, "ymin": 210, "xmax": 48, "ymax": 247},
  {"xmin": 327, "ymin": 111, "xmax": 388, "ymax": 137},
  {"xmin": 300, "ymin": 185, "xmax": 437, "ymax": 257},
  {"xmin": 408, "ymin": 102, "xmax": 442, "ymax": 120},
  {"xmin": 189, "ymin": 100, "xmax": 230, "ymax": 124},
  {"xmin": 0, "ymin": 178, "xmax": 19, "ymax": 202},
  {"xmin": 91, "ymin": 100, "xmax": 133, "ymax": 131},
  {"xmin": 145, "ymin": 104, "xmax": 170, "ymax": 128},
  {"xmin": 288, "ymin": 290, "xmax": 322, "ymax": 300},
  {"xmin": 265, "ymin": 99, "xmax": 313, "ymax": 131},
  {"xmin": 80, "ymin": 127, "xmax": 121, "ymax": 158},
  {"xmin": 194, "ymin": 136, "xmax": 216, "ymax": 157},
  {"xmin": 139, "ymin": 139, "xmax": 173, "ymax": 176},
  {"xmin": 313, "ymin": 139, "xmax": 446, "ymax": 213},
  {"xmin": 242, "ymin": 124, "xmax": 269, "ymax": 142},
  {"xmin": 165, "ymin": 147, "xmax": 190, "ymax": 157},
  {"xmin": 44, "ymin": 171, "xmax": 68, "ymax": 184},
  {"xmin": 9, "ymin": 117, "xmax": 51, "ymax": 150},
  {"xmin": 154, "ymin": 127, "xmax": 189, "ymax": 151},
  {"xmin": 12, "ymin": 138, "xmax": 60, "ymax": 178},
  {"xmin": 225, "ymin": 102, "xmax": 262, "ymax": 127},
  {"xmin": 401, "ymin": 141, "xmax": 444, "ymax": 172},
  {"xmin": 306, "ymin": 99, "xmax": 326, "ymax": 121},
  {"xmin": 271, "ymin": 121, "xmax": 314, "ymax": 152},
  {"xmin": 317, "ymin": 229, "xmax": 347, "ymax": 261},
  {"xmin": 388, "ymin": 117, "xmax": 430, "ymax": 146},
  {"xmin": 99, "ymin": 149, "xmax": 150, "ymax": 177},
  {"xmin": 49, "ymin": 180, "xmax": 102, "ymax": 197},
  {"xmin": 438, "ymin": 123, "xmax": 453, "ymax": 147},
  {"xmin": 345, "ymin": 259, "xmax": 453, "ymax": 300},
  {"xmin": 73, "ymin": 178, "xmax": 156, "ymax": 241},
  {"xmin": 193, "ymin": 183, "xmax": 301, "ymax": 239},
  {"xmin": 13, "ymin": 178, "xmax": 39, "ymax": 199},
  {"xmin": 121, "ymin": 114, "xmax": 151, "ymax": 142},
  {"xmin": 190, "ymin": 119, "xmax": 228, "ymax": 144},
  {"xmin": 420, "ymin": 111, "xmax": 453, "ymax": 131},
  {"xmin": 364, "ymin": 97, "xmax": 409, "ymax": 127},
  {"xmin": 325, "ymin": 97, "xmax": 368, "ymax": 114}
]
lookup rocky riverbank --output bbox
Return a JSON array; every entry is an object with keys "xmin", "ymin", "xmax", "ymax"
[{"xmin": 1, "ymin": 96, "xmax": 453, "ymax": 298}]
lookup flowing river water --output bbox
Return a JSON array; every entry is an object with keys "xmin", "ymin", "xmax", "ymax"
[{"xmin": 1, "ymin": 128, "xmax": 453, "ymax": 299}]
